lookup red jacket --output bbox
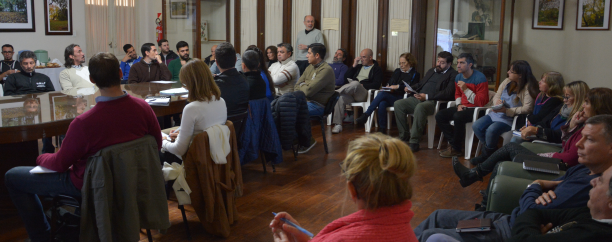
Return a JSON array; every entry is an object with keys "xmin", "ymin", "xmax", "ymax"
[
  {"xmin": 311, "ymin": 201, "xmax": 417, "ymax": 242},
  {"xmin": 454, "ymin": 70, "xmax": 489, "ymax": 107}
]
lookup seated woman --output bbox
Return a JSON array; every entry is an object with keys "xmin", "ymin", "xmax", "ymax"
[
  {"xmin": 453, "ymin": 87, "xmax": 612, "ymax": 188},
  {"xmin": 161, "ymin": 59, "xmax": 227, "ymax": 164},
  {"xmin": 247, "ymin": 45, "xmax": 276, "ymax": 101},
  {"xmin": 355, "ymin": 53, "xmax": 420, "ymax": 132},
  {"xmin": 471, "ymin": 60, "xmax": 539, "ymax": 161},
  {"xmin": 266, "ymin": 45, "xmax": 278, "ymax": 68},
  {"xmin": 270, "ymin": 133, "xmax": 418, "ymax": 242},
  {"xmin": 517, "ymin": 80, "xmax": 589, "ymax": 144}
]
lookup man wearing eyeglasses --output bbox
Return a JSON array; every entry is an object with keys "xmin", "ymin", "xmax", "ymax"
[{"xmin": 1, "ymin": 44, "xmax": 23, "ymax": 84}]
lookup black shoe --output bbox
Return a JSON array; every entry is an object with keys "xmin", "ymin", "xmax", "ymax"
[
  {"xmin": 409, "ymin": 143, "xmax": 420, "ymax": 152},
  {"xmin": 474, "ymin": 203, "xmax": 486, "ymax": 211},
  {"xmin": 452, "ymin": 156, "xmax": 482, "ymax": 188},
  {"xmin": 355, "ymin": 114, "xmax": 369, "ymax": 125},
  {"xmin": 379, "ymin": 129, "xmax": 387, "ymax": 135}
]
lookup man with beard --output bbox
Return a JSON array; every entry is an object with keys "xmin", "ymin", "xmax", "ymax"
[
  {"xmin": 1, "ymin": 44, "xmax": 23, "ymax": 84},
  {"xmin": 60, "ymin": 44, "xmax": 95, "ymax": 91},
  {"xmin": 329, "ymin": 48, "xmax": 348, "ymax": 88},
  {"xmin": 392, "ymin": 51, "xmax": 457, "ymax": 151},
  {"xmin": 168, "ymin": 41, "xmax": 191, "ymax": 81},
  {"xmin": 120, "ymin": 44, "xmax": 142, "ymax": 81},
  {"xmin": 128, "ymin": 43, "xmax": 172, "ymax": 83},
  {"xmin": 158, "ymin": 39, "xmax": 179, "ymax": 66}
]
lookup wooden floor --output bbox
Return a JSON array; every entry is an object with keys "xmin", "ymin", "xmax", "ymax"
[{"xmin": 0, "ymin": 122, "xmax": 488, "ymax": 242}]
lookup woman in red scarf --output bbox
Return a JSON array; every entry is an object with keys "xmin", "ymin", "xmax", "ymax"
[{"xmin": 269, "ymin": 133, "xmax": 419, "ymax": 242}]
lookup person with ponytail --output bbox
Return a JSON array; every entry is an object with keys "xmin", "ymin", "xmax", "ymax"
[
  {"xmin": 270, "ymin": 133, "xmax": 418, "ymax": 242},
  {"xmin": 246, "ymin": 45, "xmax": 276, "ymax": 101}
]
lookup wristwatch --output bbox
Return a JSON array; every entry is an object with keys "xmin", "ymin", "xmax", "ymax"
[{"xmin": 527, "ymin": 181, "xmax": 541, "ymax": 189}]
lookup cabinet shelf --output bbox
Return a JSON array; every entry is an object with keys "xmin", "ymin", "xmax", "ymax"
[{"xmin": 452, "ymin": 39, "xmax": 499, "ymax": 45}]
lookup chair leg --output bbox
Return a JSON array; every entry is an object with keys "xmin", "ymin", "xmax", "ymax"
[
  {"xmin": 437, "ymin": 133, "xmax": 444, "ymax": 149},
  {"xmin": 260, "ymin": 151, "xmax": 267, "ymax": 174},
  {"xmin": 353, "ymin": 107, "xmax": 359, "ymax": 124},
  {"xmin": 427, "ymin": 115, "xmax": 436, "ymax": 149},
  {"xmin": 475, "ymin": 140, "xmax": 483, "ymax": 158},
  {"xmin": 178, "ymin": 205, "xmax": 192, "ymax": 240},
  {"xmin": 292, "ymin": 143, "xmax": 298, "ymax": 160},
  {"xmin": 464, "ymin": 123, "xmax": 475, "ymax": 159},
  {"xmin": 321, "ymin": 118, "xmax": 328, "ymax": 154},
  {"xmin": 387, "ymin": 111, "xmax": 393, "ymax": 130},
  {"xmin": 147, "ymin": 229, "xmax": 153, "ymax": 242}
]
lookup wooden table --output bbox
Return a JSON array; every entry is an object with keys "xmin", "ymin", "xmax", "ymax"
[{"xmin": 0, "ymin": 82, "xmax": 186, "ymax": 216}]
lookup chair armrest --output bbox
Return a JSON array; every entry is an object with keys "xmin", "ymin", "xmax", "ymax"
[
  {"xmin": 532, "ymin": 140, "xmax": 563, "ymax": 148},
  {"xmin": 474, "ymin": 107, "xmax": 490, "ymax": 122},
  {"xmin": 486, "ymin": 175, "xmax": 534, "ymax": 214},
  {"xmin": 435, "ymin": 101, "xmax": 448, "ymax": 113},
  {"xmin": 447, "ymin": 101, "xmax": 457, "ymax": 108},
  {"xmin": 511, "ymin": 116, "xmax": 519, "ymax": 130},
  {"xmin": 366, "ymin": 89, "xmax": 376, "ymax": 103}
]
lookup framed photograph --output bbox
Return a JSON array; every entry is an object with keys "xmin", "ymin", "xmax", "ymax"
[
  {"xmin": 0, "ymin": 96, "xmax": 42, "ymax": 127},
  {"xmin": 170, "ymin": 0, "xmax": 188, "ymax": 19},
  {"xmin": 577, "ymin": 0, "xmax": 611, "ymax": 30},
  {"xmin": 44, "ymin": 0, "xmax": 73, "ymax": 35},
  {"xmin": 533, "ymin": 0, "xmax": 565, "ymax": 29},
  {"xmin": 0, "ymin": 0, "xmax": 35, "ymax": 32}
]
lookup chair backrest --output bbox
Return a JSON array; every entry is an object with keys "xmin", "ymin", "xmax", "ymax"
[
  {"xmin": 323, "ymin": 91, "xmax": 340, "ymax": 116},
  {"xmin": 227, "ymin": 110, "xmax": 248, "ymax": 141}
]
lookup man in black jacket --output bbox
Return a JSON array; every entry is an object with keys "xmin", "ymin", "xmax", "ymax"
[
  {"xmin": 331, "ymin": 48, "xmax": 382, "ymax": 133},
  {"xmin": 393, "ymin": 51, "xmax": 457, "ymax": 151},
  {"xmin": 4, "ymin": 51, "xmax": 55, "ymax": 96},
  {"xmin": 158, "ymin": 39, "xmax": 179, "ymax": 66},
  {"xmin": 214, "ymin": 42, "xmax": 249, "ymax": 116}
]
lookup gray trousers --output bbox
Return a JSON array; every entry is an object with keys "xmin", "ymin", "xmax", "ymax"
[
  {"xmin": 414, "ymin": 209, "xmax": 512, "ymax": 242},
  {"xmin": 332, "ymin": 81, "xmax": 368, "ymax": 124},
  {"xmin": 393, "ymin": 97, "xmax": 435, "ymax": 144}
]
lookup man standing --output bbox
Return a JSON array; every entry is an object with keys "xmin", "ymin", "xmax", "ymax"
[
  {"xmin": 60, "ymin": 44, "xmax": 94, "ymax": 91},
  {"xmin": 128, "ymin": 43, "xmax": 172, "ymax": 83},
  {"xmin": 1, "ymin": 44, "xmax": 23, "ymax": 83},
  {"xmin": 392, "ymin": 51, "xmax": 458, "ymax": 151},
  {"xmin": 158, "ymin": 39, "xmax": 179, "ymax": 66},
  {"xmin": 168, "ymin": 41, "xmax": 191, "ymax": 81},
  {"xmin": 214, "ymin": 42, "xmax": 250, "ymax": 116},
  {"xmin": 435, "ymin": 53, "xmax": 489, "ymax": 158},
  {"xmin": 204, "ymin": 44, "xmax": 217, "ymax": 66},
  {"xmin": 295, "ymin": 15, "xmax": 324, "ymax": 75},
  {"xmin": 120, "ymin": 44, "xmax": 142, "ymax": 81},
  {"xmin": 330, "ymin": 48, "xmax": 382, "ymax": 134},
  {"xmin": 269, "ymin": 43, "xmax": 300, "ymax": 95},
  {"xmin": 5, "ymin": 52, "xmax": 162, "ymax": 242},
  {"xmin": 330, "ymin": 48, "xmax": 349, "ymax": 88},
  {"xmin": 4, "ymin": 51, "xmax": 54, "ymax": 96}
]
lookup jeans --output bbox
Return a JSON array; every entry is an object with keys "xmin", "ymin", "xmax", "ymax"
[
  {"xmin": 473, "ymin": 115, "xmax": 512, "ymax": 150},
  {"xmin": 435, "ymin": 107, "xmax": 482, "ymax": 151},
  {"xmin": 414, "ymin": 209, "xmax": 512, "ymax": 242},
  {"xmin": 364, "ymin": 92, "xmax": 401, "ymax": 129},
  {"xmin": 5, "ymin": 167, "xmax": 81, "ymax": 242},
  {"xmin": 307, "ymin": 101, "xmax": 325, "ymax": 117}
]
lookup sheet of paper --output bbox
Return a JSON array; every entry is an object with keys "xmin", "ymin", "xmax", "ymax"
[
  {"xmin": 160, "ymin": 87, "xmax": 189, "ymax": 95},
  {"xmin": 402, "ymin": 81, "xmax": 415, "ymax": 93},
  {"xmin": 146, "ymin": 96, "xmax": 170, "ymax": 105},
  {"xmin": 150, "ymin": 80, "xmax": 177, "ymax": 84},
  {"xmin": 162, "ymin": 132, "xmax": 171, "ymax": 141},
  {"xmin": 30, "ymin": 166, "xmax": 57, "ymax": 174},
  {"xmin": 322, "ymin": 18, "xmax": 339, "ymax": 30},
  {"xmin": 390, "ymin": 19, "xmax": 410, "ymax": 32},
  {"xmin": 181, "ymin": 94, "xmax": 188, "ymax": 98}
]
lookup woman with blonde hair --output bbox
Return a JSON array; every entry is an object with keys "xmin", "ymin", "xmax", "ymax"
[
  {"xmin": 270, "ymin": 133, "xmax": 418, "ymax": 242},
  {"xmin": 161, "ymin": 58, "xmax": 227, "ymax": 163}
]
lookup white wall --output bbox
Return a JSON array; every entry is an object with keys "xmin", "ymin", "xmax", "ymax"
[{"xmin": 201, "ymin": 0, "xmax": 227, "ymax": 58}]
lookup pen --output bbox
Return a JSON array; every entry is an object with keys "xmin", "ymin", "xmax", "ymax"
[{"xmin": 272, "ymin": 212, "xmax": 314, "ymax": 238}]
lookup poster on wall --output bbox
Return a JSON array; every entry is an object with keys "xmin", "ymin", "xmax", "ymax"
[
  {"xmin": 576, "ymin": 0, "xmax": 611, "ymax": 30},
  {"xmin": 170, "ymin": 0, "xmax": 189, "ymax": 19},
  {"xmin": 44, "ymin": 0, "xmax": 73, "ymax": 35},
  {"xmin": 532, "ymin": 0, "xmax": 565, "ymax": 30},
  {"xmin": 0, "ymin": 0, "xmax": 35, "ymax": 32}
]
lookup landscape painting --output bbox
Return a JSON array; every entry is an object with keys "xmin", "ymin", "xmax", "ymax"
[
  {"xmin": 577, "ymin": 0, "xmax": 611, "ymax": 30},
  {"xmin": 533, "ymin": 0, "xmax": 565, "ymax": 29},
  {"xmin": 44, "ymin": 0, "xmax": 72, "ymax": 35},
  {"xmin": 0, "ymin": 0, "xmax": 34, "ymax": 32}
]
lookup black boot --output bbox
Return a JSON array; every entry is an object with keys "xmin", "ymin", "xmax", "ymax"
[
  {"xmin": 470, "ymin": 147, "xmax": 496, "ymax": 166},
  {"xmin": 355, "ymin": 114, "xmax": 369, "ymax": 125},
  {"xmin": 453, "ymin": 157, "xmax": 483, "ymax": 188}
]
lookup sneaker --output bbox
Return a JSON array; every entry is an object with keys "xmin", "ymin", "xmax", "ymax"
[
  {"xmin": 409, "ymin": 143, "xmax": 420, "ymax": 152},
  {"xmin": 440, "ymin": 147, "xmax": 463, "ymax": 158},
  {"xmin": 343, "ymin": 114, "xmax": 354, "ymax": 123},
  {"xmin": 298, "ymin": 140, "xmax": 317, "ymax": 154},
  {"xmin": 332, "ymin": 124, "xmax": 342, "ymax": 134}
]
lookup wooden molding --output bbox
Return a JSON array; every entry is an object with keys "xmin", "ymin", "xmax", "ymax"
[
  {"xmin": 194, "ymin": 0, "xmax": 201, "ymax": 59},
  {"xmin": 257, "ymin": 0, "xmax": 266, "ymax": 50},
  {"xmin": 376, "ymin": 0, "xmax": 389, "ymax": 71},
  {"xmin": 311, "ymin": 0, "xmax": 322, "ymax": 30},
  {"xmin": 226, "ymin": 0, "xmax": 231, "ymax": 43},
  {"xmin": 162, "ymin": 0, "xmax": 167, "ymax": 36},
  {"xmin": 234, "ymin": 0, "xmax": 241, "ymax": 53},
  {"xmin": 341, "ymin": 0, "xmax": 351, "ymax": 66},
  {"xmin": 282, "ymin": 0, "xmax": 292, "ymax": 44},
  {"xmin": 409, "ymin": 0, "xmax": 427, "ymax": 76},
  {"xmin": 348, "ymin": 0, "xmax": 357, "ymax": 65}
]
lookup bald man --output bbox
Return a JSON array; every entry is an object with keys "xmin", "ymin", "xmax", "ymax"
[
  {"xmin": 205, "ymin": 44, "xmax": 218, "ymax": 66},
  {"xmin": 331, "ymin": 48, "xmax": 383, "ymax": 134},
  {"xmin": 295, "ymin": 15, "xmax": 324, "ymax": 75}
]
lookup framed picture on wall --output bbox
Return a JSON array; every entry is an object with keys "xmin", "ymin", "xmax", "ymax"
[
  {"xmin": 577, "ymin": 0, "xmax": 611, "ymax": 30},
  {"xmin": 0, "ymin": 0, "xmax": 35, "ymax": 32},
  {"xmin": 170, "ymin": 0, "xmax": 189, "ymax": 19},
  {"xmin": 44, "ymin": 0, "xmax": 73, "ymax": 35},
  {"xmin": 532, "ymin": 0, "xmax": 565, "ymax": 30}
]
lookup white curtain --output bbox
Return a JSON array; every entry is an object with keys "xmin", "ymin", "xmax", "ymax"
[
  {"xmin": 355, "ymin": 0, "xmax": 378, "ymax": 59},
  {"xmin": 292, "ymin": 0, "xmax": 311, "ymax": 60},
  {"xmin": 86, "ymin": 0, "xmax": 110, "ymax": 56},
  {"xmin": 321, "ymin": 0, "xmax": 341, "ymax": 63},
  {"xmin": 265, "ymin": 0, "xmax": 283, "ymax": 47},
  {"xmin": 114, "ymin": 0, "xmax": 138, "ymax": 56},
  {"xmin": 241, "ymin": 0, "xmax": 258, "ymax": 50},
  {"xmin": 387, "ymin": 0, "xmax": 412, "ymax": 71},
  {"xmin": 86, "ymin": 0, "xmax": 137, "ymax": 57}
]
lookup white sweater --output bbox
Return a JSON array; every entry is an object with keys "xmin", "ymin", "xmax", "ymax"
[
  {"xmin": 162, "ymin": 97, "xmax": 227, "ymax": 157},
  {"xmin": 59, "ymin": 66, "xmax": 95, "ymax": 91},
  {"xmin": 269, "ymin": 59, "xmax": 300, "ymax": 95}
]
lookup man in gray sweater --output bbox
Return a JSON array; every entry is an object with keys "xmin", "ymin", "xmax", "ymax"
[{"xmin": 295, "ymin": 15, "xmax": 324, "ymax": 75}]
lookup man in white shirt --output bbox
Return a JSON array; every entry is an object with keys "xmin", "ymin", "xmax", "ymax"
[
  {"xmin": 59, "ymin": 44, "xmax": 94, "ymax": 91},
  {"xmin": 269, "ymin": 43, "xmax": 300, "ymax": 95}
]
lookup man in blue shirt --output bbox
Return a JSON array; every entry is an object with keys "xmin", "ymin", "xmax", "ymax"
[
  {"xmin": 120, "ymin": 44, "xmax": 141, "ymax": 81},
  {"xmin": 329, "ymin": 48, "xmax": 348, "ymax": 88},
  {"xmin": 414, "ymin": 115, "xmax": 612, "ymax": 242}
]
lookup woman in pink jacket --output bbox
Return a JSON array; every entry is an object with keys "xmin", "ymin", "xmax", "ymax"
[{"xmin": 269, "ymin": 133, "xmax": 418, "ymax": 242}]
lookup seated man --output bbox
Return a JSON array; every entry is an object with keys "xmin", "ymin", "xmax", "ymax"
[
  {"xmin": 214, "ymin": 42, "xmax": 249, "ymax": 116},
  {"xmin": 331, "ymin": 48, "xmax": 382, "ymax": 134},
  {"xmin": 5, "ymin": 52, "xmax": 162, "ymax": 241},
  {"xmin": 269, "ymin": 43, "xmax": 300, "ymax": 95},
  {"xmin": 204, "ymin": 44, "xmax": 217, "ymax": 66},
  {"xmin": 4, "ymin": 51, "xmax": 54, "ymax": 95},
  {"xmin": 295, "ymin": 43, "xmax": 335, "ymax": 117},
  {"xmin": 128, "ymin": 43, "xmax": 172, "ymax": 83},
  {"xmin": 392, "ymin": 51, "xmax": 458, "ymax": 151},
  {"xmin": 414, "ymin": 115, "xmax": 612, "ymax": 242},
  {"xmin": 435, "ymin": 53, "xmax": 490, "ymax": 158},
  {"xmin": 1, "ymin": 44, "xmax": 23, "ymax": 84},
  {"xmin": 241, "ymin": 50, "xmax": 267, "ymax": 100},
  {"xmin": 210, "ymin": 53, "xmax": 242, "ymax": 75},
  {"xmin": 60, "ymin": 44, "xmax": 95, "ymax": 91},
  {"xmin": 330, "ymin": 48, "xmax": 349, "ymax": 88},
  {"xmin": 158, "ymin": 39, "xmax": 179, "ymax": 66},
  {"xmin": 120, "ymin": 44, "xmax": 142, "ymax": 81},
  {"xmin": 168, "ymin": 41, "xmax": 191, "ymax": 81}
]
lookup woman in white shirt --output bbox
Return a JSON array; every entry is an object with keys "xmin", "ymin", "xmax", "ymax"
[{"xmin": 161, "ymin": 58, "xmax": 227, "ymax": 163}]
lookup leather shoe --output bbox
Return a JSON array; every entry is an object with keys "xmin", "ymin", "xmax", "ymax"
[
  {"xmin": 452, "ymin": 156, "xmax": 482, "ymax": 187},
  {"xmin": 440, "ymin": 147, "xmax": 463, "ymax": 158},
  {"xmin": 355, "ymin": 114, "xmax": 369, "ymax": 125},
  {"xmin": 409, "ymin": 143, "xmax": 420, "ymax": 152}
]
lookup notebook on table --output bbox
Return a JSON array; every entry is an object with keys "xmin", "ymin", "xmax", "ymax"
[
  {"xmin": 145, "ymin": 96, "xmax": 171, "ymax": 106},
  {"xmin": 523, "ymin": 160, "xmax": 560, "ymax": 174},
  {"xmin": 456, "ymin": 218, "xmax": 492, "ymax": 232}
]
